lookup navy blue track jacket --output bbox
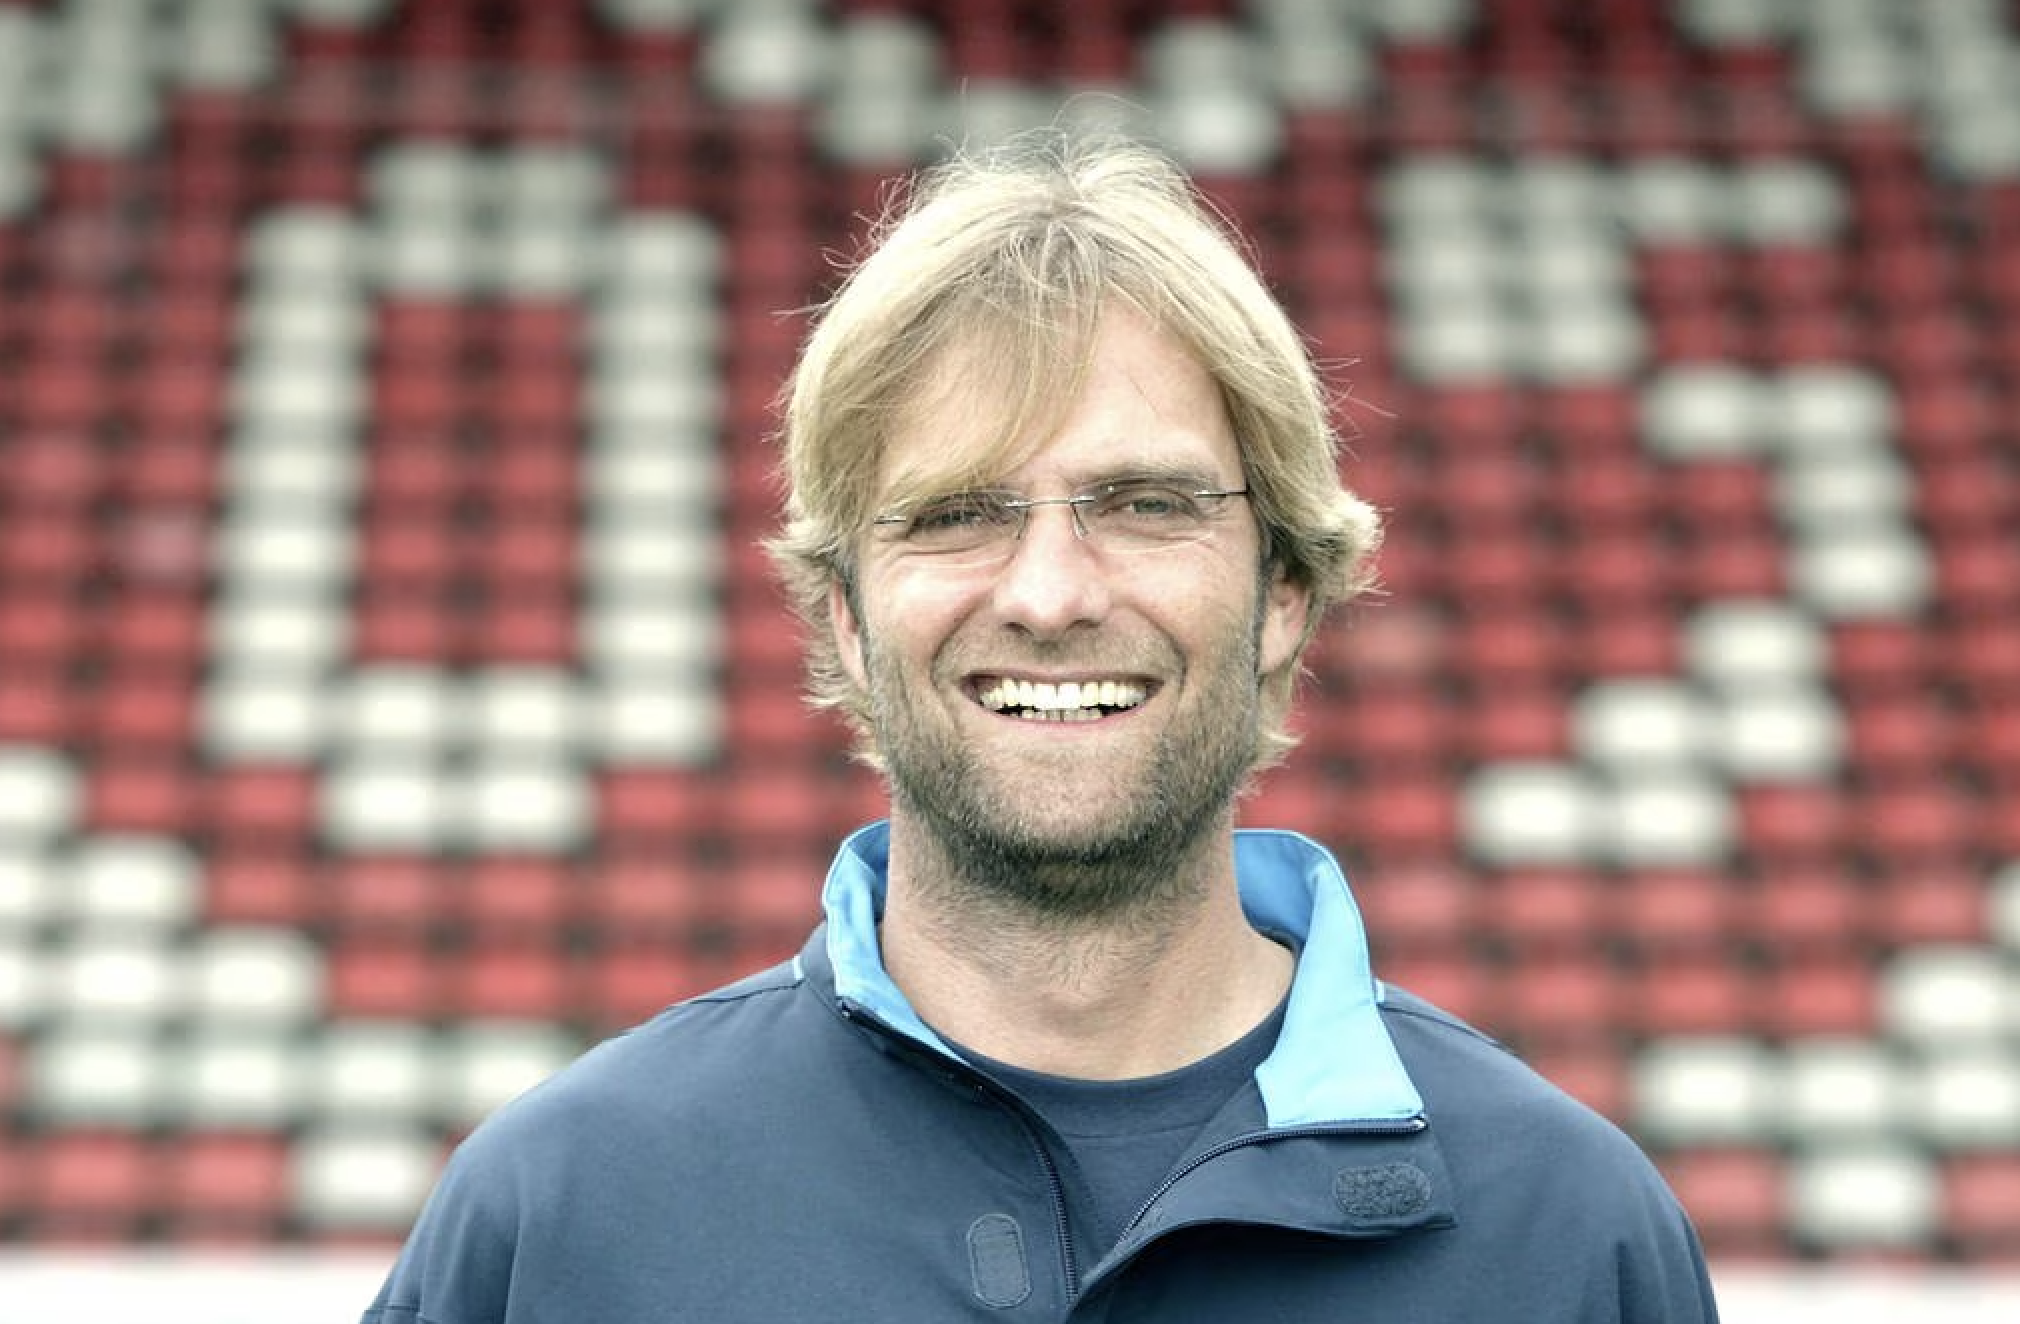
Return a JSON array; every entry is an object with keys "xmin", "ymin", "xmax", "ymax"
[{"xmin": 364, "ymin": 823, "xmax": 1720, "ymax": 1323}]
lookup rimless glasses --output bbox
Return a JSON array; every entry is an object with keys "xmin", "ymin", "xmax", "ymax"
[{"xmin": 870, "ymin": 477, "xmax": 1251, "ymax": 568}]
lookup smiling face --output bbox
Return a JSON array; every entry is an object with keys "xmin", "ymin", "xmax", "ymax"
[{"xmin": 830, "ymin": 307, "xmax": 1310, "ymax": 917}]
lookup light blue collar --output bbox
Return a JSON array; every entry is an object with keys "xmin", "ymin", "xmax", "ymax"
[{"xmin": 819, "ymin": 822, "xmax": 1425, "ymax": 1129}]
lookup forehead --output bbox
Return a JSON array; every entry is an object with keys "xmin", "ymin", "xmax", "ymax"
[{"xmin": 876, "ymin": 307, "xmax": 1237, "ymax": 501}]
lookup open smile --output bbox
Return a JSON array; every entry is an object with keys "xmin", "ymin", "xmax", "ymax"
[{"xmin": 970, "ymin": 676, "xmax": 1154, "ymax": 723}]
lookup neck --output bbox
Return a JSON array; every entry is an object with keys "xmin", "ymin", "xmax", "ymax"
[{"xmin": 878, "ymin": 815, "xmax": 1295, "ymax": 1080}]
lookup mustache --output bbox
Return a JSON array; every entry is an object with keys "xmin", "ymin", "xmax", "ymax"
[{"xmin": 934, "ymin": 636, "xmax": 1179, "ymax": 682}]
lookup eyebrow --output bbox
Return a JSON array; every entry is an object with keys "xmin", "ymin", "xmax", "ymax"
[
  {"xmin": 1072, "ymin": 463, "xmax": 1231, "ymax": 491},
  {"xmin": 894, "ymin": 461, "xmax": 1231, "ymax": 503}
]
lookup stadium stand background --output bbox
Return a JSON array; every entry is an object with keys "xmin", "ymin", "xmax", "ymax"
[{"xmin": 0, "ymin": 0, "xmax": 2016, "ymax": 1317}]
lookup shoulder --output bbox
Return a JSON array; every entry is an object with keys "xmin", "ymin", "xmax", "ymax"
[
  {"xmin": 1379, "ymin": 983, "xmax": 1605, "ymax": 1123},
  {"xmin": 534, "ymin": 957, "xmax": 812, "ymax": 1102},
  {"xmin": 366, "ymin": 961, "xmax": 831, "ymax": 1321},
  {"xmin": 449, "ymin": 958, "xmax": 820, "ymax": 1175},
  {"xmin": 1377, "ymin": 984, "xmax": 1717, "ymax": 1314},
  {"xmin": 1376, "ymin": 983, "xmax": 1676, "ymax": 1202}
]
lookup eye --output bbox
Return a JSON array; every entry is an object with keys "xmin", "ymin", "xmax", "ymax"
[
  {"xmin": 1095, "ymin": 481, "xmax": 1204, "ymax": 523},
  {"xmin": 905, "ymin": 492, "xmax": 1015, "ymax": 539}
]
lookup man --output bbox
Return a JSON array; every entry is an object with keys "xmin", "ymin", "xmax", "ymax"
[{"xmin": 363, "ymin": 133, "xmax": 1719, "ymax": 1322}]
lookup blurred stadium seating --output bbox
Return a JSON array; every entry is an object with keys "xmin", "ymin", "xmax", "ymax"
[{"xmin": 0, "ymin": 0, "xmax": 2016, "ymax": 1276}]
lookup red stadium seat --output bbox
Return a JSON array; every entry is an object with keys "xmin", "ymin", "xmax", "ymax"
[
  {"xmin": 85, "ymin": 755, "xmax": 199, "ymax": 835},
  {"xmin": 473, "ymin": 515, "xmax": 577, "ymax": 595},
  {"xmin": 326, "ymin": 938, "xmax": 445, "ymax": 1020},
  {"xmin": 86, "ymin": 670, "xmax": 197, "ymax": 754},
  {"xmin": 1942, "ymin": 620, "xmax": 2020, "ymax": 702},
  {"xmin": 1965, "ymin": 705, "xmax": 2020, "ymax": 782},
  {"xmin": 1932, "ymin": 535, "xmax": 2020, "ymax": 615},
  {"xmin": 0, "ymin": 510, "xmax": 99, "ymax": 589},
  {"xmin": 26, "ymin": 1132, "xmax": 158, "ymax": 1241},
  {"xmin": 451, "ymin": 941, "xmax": 575, "ymax": 1019},
  {"xmin": 1311, "ymin": 689, "xmax": 1455, "ymax": 768},
  {"xmin": 1453, "ymin": 682, "xmax": 1571, "ymax": 762},
  {"xmin": 1844, "ymin": 691, "xmax": 1960, "ymax": 777},
  {"xmin": 325, "ymin": 857, "xmax": 449, "ymax": 937},
  {"xmin": 473, "ymin": 592, "xmax": 577, "ymax": 662},
  {"xmin": 354, "ymin": 591, "xmax": 464, "ymax": 662},
  {"xmin": 0, "ymin": 588, "xmax": 87, "ymax": 667},
  {"xmin": 1661, "ymin": 1148, "xmax": 1789, "ymax": 1258},
  {"xmin": 1451, "ymin": 609, "xmax": 1568, "ymax": 687},
  {"xmin": 1503, "ymin": 950, "xmax": 1625, "ymax": 1044},
  {"xmin": 358, "ymin": 520, "xmax": 460, "ymax": 587},
  {"xmin": 720, "ymin": 850, "xmax": 827, "ymax": 934},
  {"xmin": 1917, "ymin": 456, "xmax": 2016, "ymax": 534},
  {"xmin": 1759, "ymin": 952, "xmax": 1878, "ymax": 1039},
  {"xmin": 1438, "ymin": 533, "xmax": 1559, "ymax": 614},
  {"xmin": 594, "ymin": 770, "xmax": 719, "ymax": 848},
  {"xmin": 1351, "ymin": 861, "xmax": 1480, "ymax": 956},
  {"xmin": 1855, "ymin": 784, "xmax": 1988, "ymax": 873},
  {"xmin": 1484, "ymin": 868, "xmax": 1607, "ymax": 955},
  {"xmin": 1616, "ymin": 869, "xmax": 1739, "ymax": 955},
  {"xmin": 1527, "ymin": 1042, "xmax": 1630, "ymax": 1122},
  {"xmin": 1830, "ymin": 620, "xmax": 1935, "ymax": 695},
  {"xmin": 484, "ymin": 448, "xmax": 582, "ymax": 522},
  {"xmin": 1566, "ymin": 606, "xmax": 1679, "ymax": 678},
  {"xmin": 1344, "ymin": 777, "xmax": 1460, "ymax": 858},
  {"xmin": 580, "ymin": 850, "xmax": 715, "ymax": 938},
  {"xmin": 203, "ymin": 846, "xmax": 321, "ymax": 928},
  {"xmin": 205, "ymin": 766, "xmax": 319, "ymax": 845},
  {"xmin": 1745, "ymin": 865, "xmax": 1869, "ymax": 959},
  {"xmin": 1945, "ymin": 1156, "xmax": 2020, "ymax": 1261},
  {"xmin": 164, "ymin": 1131, "xmax": 292, "ymax": 1240},
  {"xmin": 95, "ymin": 593, "xmax": 207, "ymax": 669},
  {"xmin": 458, "ymin": 857, "xmax": 573, "ymax": 937},
  {"xmin": 1632, "ymin": 952, "xmax": 1757, "ymax": 1037},
  {"xmin": 1871, "ymin": 864, "xmax": 1990, "ymax": 947},
  {"xmin": 582, "ymin": 941, "xmax": 724, "ymax": 1029}
]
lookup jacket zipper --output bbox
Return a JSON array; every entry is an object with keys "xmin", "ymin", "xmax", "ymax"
[
  {"xmin": 1011, "ymin": 1091, "xmax": 1081, "ymax": 1299},
  {"xmin": 837, "ymin": 999, "xmax": 1084, "ymax": 1300}
]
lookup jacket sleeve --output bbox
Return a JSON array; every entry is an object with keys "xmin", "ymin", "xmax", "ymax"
[
  {"xmin": 360, "ymin": 1144, "xmax": 518, "ymax": 1324},
  {"xmin": 1616, "ymin": 1174, "xmax": 1723, "ymax": 1324}
]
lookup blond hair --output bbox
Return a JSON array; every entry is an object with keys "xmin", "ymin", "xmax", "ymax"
[{"xmin": 767, "ymin": 131, "xmax": 1381, "ymax": 767}]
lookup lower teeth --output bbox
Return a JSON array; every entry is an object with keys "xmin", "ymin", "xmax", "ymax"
[{"xmin": 1015, "ymin": 707, "xmax": 1109, "ymax": 722}]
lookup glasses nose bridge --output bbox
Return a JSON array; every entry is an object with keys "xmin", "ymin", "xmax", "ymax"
[{"xmin": 1009, "ymin": 492, "xmax": 1095, "ymax": 544}]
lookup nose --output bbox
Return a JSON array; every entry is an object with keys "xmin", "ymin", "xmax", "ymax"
[{"xmin": 989, "ymin": 500, "xmax": 1111, "ymax": 637}]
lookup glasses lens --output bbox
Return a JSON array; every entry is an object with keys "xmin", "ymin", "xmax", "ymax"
[
  {"xmin": 1085, "ymin": 482, "xmax": 1227, "ymax": 553},
  {"xmin": 874, "ymin": 484, "xmax": 1245, "ymax": 564},
  {"xmin": 892, "ymin": 492, "xmax": 1018, "ymax": 557}
]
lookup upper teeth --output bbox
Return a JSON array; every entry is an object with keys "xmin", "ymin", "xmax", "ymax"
[{"xmin": 978, "ymin": 679, "xmax": 1147, "ymax": 715}]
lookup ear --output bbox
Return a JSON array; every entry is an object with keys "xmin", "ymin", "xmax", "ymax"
[
  {"xmin": 829, "ymin": 577, "xmax": 870, "ymax": 690},
  {"xmin": 1257, "ymin": 565, "xmax": 1312, "ymax": 679}
]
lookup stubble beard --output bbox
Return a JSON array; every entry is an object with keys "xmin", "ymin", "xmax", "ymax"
[{"xmin": 862, "ymin": 607, "xmax": 1267, "ymax": 929}]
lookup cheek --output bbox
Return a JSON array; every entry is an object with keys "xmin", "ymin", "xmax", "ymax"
[
  {"xmin": 847, "ymin": 564, "xmax": 984, "ymax": 675},
  {"xmin": 1174, "ymin": 546, "xmax": 1298, "ymax": 670}
]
